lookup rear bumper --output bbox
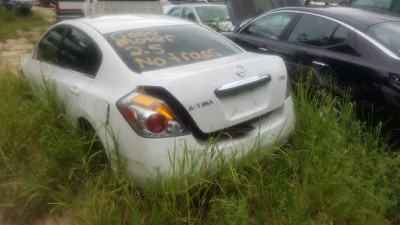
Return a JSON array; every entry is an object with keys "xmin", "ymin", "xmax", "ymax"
[{"xmin": 115, "ymin": 96, "xmax": 295, "ymax": 188}]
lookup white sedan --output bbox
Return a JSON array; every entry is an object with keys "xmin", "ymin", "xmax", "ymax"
[{"xmin": 21, "ymin": 15, "xmax": 295, "ymax": 187}]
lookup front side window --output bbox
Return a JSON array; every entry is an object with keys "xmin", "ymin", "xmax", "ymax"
[
  {"xmin": 59, "ymin": 28, "xmax": 101, "ymax": 76},
  {"xmin": 167, "ymin": 7, "xmax": 182, "ymax": 17},
  {"xmin": 182, "ymin": 8, "xmax": 196, "ymax": 22},
  {"xmin": 368, "ymin": 21, "xmax": 400, "ymax": 57},
  {"xmin": 288, "ymin": 14, "xmax": 347, "ymax": 47},
  {"xmin": 105, "ymin": 25, "xmax": 242, "ymax": 72},
  {"xmin": 241, "ymin": 12, "xmax": 297, "ymax": 40},
  {"xmin": 36, "ymin": 26, "xmax": 66, "ymax": 64}
]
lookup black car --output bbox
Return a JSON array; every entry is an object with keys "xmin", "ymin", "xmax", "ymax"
[{"xmin": 223, "ymin": 7, "xmax": 400, "ymax": 115}]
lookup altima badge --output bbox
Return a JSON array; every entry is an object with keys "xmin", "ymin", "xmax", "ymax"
[{"xmin": 235, "ymin": 66, "xmax": 246, "ymax": 77}]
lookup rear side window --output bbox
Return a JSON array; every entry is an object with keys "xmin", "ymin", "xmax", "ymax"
[
  {"xmin": 105, "ymin": 25, "xmax": 242, "ymax": 72},
  {"xmin": 36, "ymin": 26, "xmax": 66, "ymax": 63},
  {"xmin": 59, "ymin": 28, "xmax": 101, "ymax": 76},
  {"xmin": 241, "ymin": 12, "xmax": 297, "ymax": 40},
  {"xmin": 288, "ymin": 14, "xmax": 348, "ymax": 46}
]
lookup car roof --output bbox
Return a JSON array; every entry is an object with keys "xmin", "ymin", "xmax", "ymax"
[
  {"xmin": 66, "ymin": 14, "xmax": 193, "ymax": 34},
  {"xmin": 269, "ymin": 6, "xmax": 400, "ymax": 31}
]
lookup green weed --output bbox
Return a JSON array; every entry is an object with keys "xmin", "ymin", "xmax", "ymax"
[
  {"xmin": 0, "ymin": 6, "xmax": 51, "ymax": 42},
  {"xmin": 0, "ymin": 67, "xmax": 400, "ymax": 225}
]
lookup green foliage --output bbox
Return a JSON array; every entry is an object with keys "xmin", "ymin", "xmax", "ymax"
[
  {"xmin": 0, "ymin": 6, "xmax": 50, "ymax": 42},
  {"xmin": 0, "ymin": 68, "xmax": 400, "ymax": 224}
]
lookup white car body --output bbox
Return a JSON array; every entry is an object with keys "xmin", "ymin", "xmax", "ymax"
[
  {"xmin": 166, "ymin": 4, "xmax": 234, "ymax": 31},
  {"xmin": 21, "ymin": 15, "xmax": 295, "ymax": 188},
  {"xmin": 84, "ymin": 0, "xmax": 163, "ymax": 17}
]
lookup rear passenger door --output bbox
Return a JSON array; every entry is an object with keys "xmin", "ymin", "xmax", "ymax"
[
  {"xmin": 37, "ymin": 26, "xmax": 101, "ymax": 118},
  {"xmin": 275, "ymin": 13, "xmax": 356, "ymax": 79},
  {"xmin": 54, "ymin": 27, "xmax": 101, "ymax": 118}
]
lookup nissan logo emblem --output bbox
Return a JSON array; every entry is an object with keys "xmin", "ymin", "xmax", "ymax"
[{"xmin": 235, "ymin": 66, "xmax": 246, "ymax": 77}]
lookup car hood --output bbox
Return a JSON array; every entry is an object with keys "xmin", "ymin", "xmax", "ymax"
[{"xmin": 137, "ymin": 52, "xmax": 288, "ymax": 133}]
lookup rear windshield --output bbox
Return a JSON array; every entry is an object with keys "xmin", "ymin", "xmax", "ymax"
[
  {"xmin": 104, "ymin": 24, "xmax": 241, "ymax": 73},
  {"xmin": 368, "ymin": 21, "xmax": 400, "ymax": 57}
]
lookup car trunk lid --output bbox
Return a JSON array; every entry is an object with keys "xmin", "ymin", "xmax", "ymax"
[{"xmin": 139, "ymin": 53, "xmax": 288, "ymax": 133}]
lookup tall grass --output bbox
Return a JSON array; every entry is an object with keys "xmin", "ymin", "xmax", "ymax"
[
  {"xmin": 1, "ymin": 68, "xmax": 400, "ymax": 224},
  {"xmin": 0, "ymin": 6, "xmax": 51, "ymax": 42}
]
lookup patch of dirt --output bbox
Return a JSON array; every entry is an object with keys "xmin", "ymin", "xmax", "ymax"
[
  {"xmin": 32, "ymin": 5, "xmax": 56, "ymax": 22},
  {"xmin": 0, "ymin": 6, "xmax": 55, "ymax": 73},
  {"xmin": 0, "ymin": 35, "xmax": 35, "ymax": 71}
]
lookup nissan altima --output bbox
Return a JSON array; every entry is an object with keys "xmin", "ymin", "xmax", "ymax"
[{"xmin": 20, "ymin": 15, "xmax": 295, "ymax": 187}]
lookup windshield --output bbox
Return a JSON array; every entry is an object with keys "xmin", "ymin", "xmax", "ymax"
[
  {"xmin": 105, "ymin": 25, "xmax": 241, "ymax": 73},
  {"xmin": 350, "ymin": 0, "xmax": 393, "ymax": 10},
  {"xmin": 195, "ymin": 5, "xmax": 231, "ymax": 22},
  {"xmin": 368, "ymin": 21, "xmax": 400, "ymax": 57}
]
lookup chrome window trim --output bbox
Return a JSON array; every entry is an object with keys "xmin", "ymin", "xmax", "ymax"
[{"xmin": 240, "ymin": 10, "xmax": 400, "ymax": 61}]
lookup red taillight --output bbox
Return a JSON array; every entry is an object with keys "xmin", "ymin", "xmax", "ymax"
[
  {"xmin": 117, "ymin": 92, "xmax": 188, "ymax": 138},
  {"xmin": 146, "ymin": 114, "xmax": 168, "ymax": 133}
]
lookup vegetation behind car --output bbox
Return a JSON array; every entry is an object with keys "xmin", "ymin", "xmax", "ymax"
[{"xmin": 0, "ymin": 6, "xmax": 49, "ymax": 41}]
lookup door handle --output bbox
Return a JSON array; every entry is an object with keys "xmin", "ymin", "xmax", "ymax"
[
  {"xmin": 258, "ymin": 46, "xmax": 270, "ymax": 52},
  {"xmin": 312, "ymin": 61, "xmax": 329, "ymax": 67},
  {"xmin": 70, "ymin": 86, "xmax": 81, "ymax": 96}
]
